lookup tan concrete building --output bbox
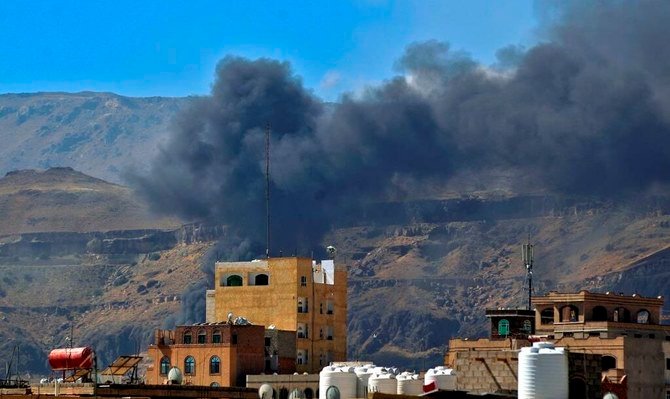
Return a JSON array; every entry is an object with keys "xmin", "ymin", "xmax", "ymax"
[
  {"xmin": 145, "ymin": 323, "xmax": 296, "ymax": 387},
  {"xmin": 206, "ymin": 257, "xmax": 348, "ymax": 373},
  {"xmin": 446, "ymin": 290, "xmax": 670, "ymax": 399}
]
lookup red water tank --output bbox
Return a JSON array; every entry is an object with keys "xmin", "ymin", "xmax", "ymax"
[{"xmin": 48, "ymin": 347, "xmax": 93, "ymax": 370}]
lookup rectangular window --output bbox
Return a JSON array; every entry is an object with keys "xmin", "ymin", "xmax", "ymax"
[
  {"xmin": 666, "ymin": 358, "xmax": 670, "ymax": 370},
  {"xmin": 265, "ymin": 337, "xmax": 271, "ymax": 347},
  {"xmin": 301, "ymin": 276, "xmax": 307, "ymax": 287},
  {"xmin": 232, "ymin": 333, "xmax": 238, "ymax": 344},
  {"xmin": 212, "ymin": 334, "xmax": 221, "ymax": 343},
  {"xmin": 183, "ymin": 334, "xmax": 192, "ymax": 344}
]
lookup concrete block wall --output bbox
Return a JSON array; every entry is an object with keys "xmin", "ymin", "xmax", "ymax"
[{"xmin": 454, "ymin": 350, "xmax": 518, "ymax": 394}]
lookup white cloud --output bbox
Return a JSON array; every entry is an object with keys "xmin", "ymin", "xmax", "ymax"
[{"xmin": 320, "ymin": 70, "xmax": 342, "ymax": 90}]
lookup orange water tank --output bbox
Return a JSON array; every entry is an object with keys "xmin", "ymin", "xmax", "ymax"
[{"xmin": 48, "ymin": 347, "xmax": 93, "ymax": 370}]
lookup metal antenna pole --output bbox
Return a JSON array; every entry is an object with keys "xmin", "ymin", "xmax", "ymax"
[
  {"xmin": 522, "ymin": 233, "xmax": 534, "ymax": 310},
  {"xmin": 265, "ymin": 123, "xmax": 271, "ymax": 259}
]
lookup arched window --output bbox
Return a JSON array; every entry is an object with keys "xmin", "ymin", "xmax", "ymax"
[
  {"xmin": 613, "ymin": 307, "xmax": 631, "ymax": 322},
  {"xmin": 255, "ymin": 274, "xmax": 269, "ymax": 285},
  {"xmin": 498, "ymin": 319, "xmax": 510, "ymax": 336},
  {"xmin": 637, "ymin": 309, "xmax": 650, "ymax": 324},
  {"xmin": 184, "ymin": 356, "xmax": 195, "ymax": 375},
  {"xmin": 212, "ymin": 330, "xmax": 222, "ymax": 343},
  {"xmin": 289, "ymin": 389, "xmax": 304, "ymax": 399},
  {"xmin": 592, "ymin": 306, "xmax": 608, "ymax": 321},
  {"xmin": 159, "ymin": 356, "xmax": 170, "ymax": 375},
  {"xmin": 210, "ymin": 382, "xmax": 220, "ymax": 387},
  {"xmin": 304, "ymin": 388, "xmax": 314, "ymax": 399},
  {"xmin": 197, "ymin": 330, "xmax": 207, "ymax": 344},
  {"xmin": 326, "ymin": 386, "xmax": 340, "ymax": 399},
  {"xmin": 210, "ymin": 356, "xmax": 221, "ymax": 374},
  {"xmin": 183, "ymin": 331, "xmax": 192, "ymax": 344},
  {"xmin": 226, "ymin": 275, "xmax": 243, "ymax": 286},
  {"xmin": 601, "ymin": 355, "xmax": 616, "ymax": 371},
  {"xmin": 560, "ymin": 305, "xmax": 579, "ymax": 322},
  {"xmin": 540, "ymin": 308, "xmax": 554, "ymax": 324}
]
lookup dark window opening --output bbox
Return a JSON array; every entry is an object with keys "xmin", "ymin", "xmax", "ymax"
[
  {"xmin": 255, "ymin": 274, "xmax": 269, "ymax": 286},
  {"xmin": 210, "ymin": 356, "xmax": 221, "ymax": 374},
  {"xmin": 212, "ymin": 332, "xmax": 221, "ymax": 343},
  {"xmin": 197, "ymin": 330, "xmax": 206, "ymax": 344},
  {"xmin": 591, "ymin": 306, "xmax": 608, "ymax": 321},
  {"xmin": 159, "ymin": 356, "xmax": 170, "ymax": 375},
  {"xmin": 601, "ymin": 355, "xmax": 616, "ymax": 371},
  {"xmin": 540, "ymin": 308, "xmax": 554, "ymax": 324},
  {"xmin": 232, "ymin": 333, "xmax": 238, "ymax": 344},
  {"xmin": 183, "ymin": 332, "xmax": 192, "ymax": 344},
  {"xmin": 184, "ymin": 356, "xmax": 195, "ymax": 375},
  {"xmin": 613, "ymin": 307, "xmax": 631, "ymax": 323},
  {"xmin": 226, "ymin": 275, "xmax": 243, "ymax": 286}
]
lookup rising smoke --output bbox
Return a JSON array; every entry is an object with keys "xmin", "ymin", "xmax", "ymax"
[{"xmin": 131, "ymin": 1, "xmax": 670, "ymax": 260}]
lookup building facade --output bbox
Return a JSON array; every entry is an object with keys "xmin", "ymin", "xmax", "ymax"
[
  {"xmin": 145, "ymin": 323, "xmax": 296, "ymax": 387},
  {"xmin": 206, "ymin": 257, "xmax": 347, "ymax": 373},
  {"xmin": 446, "ymin": 290, "xmax": 670, "ymax": 399}
]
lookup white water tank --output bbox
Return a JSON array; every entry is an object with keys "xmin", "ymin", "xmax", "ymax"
[
  {"xmin": 368, "ymin": 373, "xmax": 397, "ymax": 394},
  {"xmin": 319, "ymin": 366, "xmax": 357, "ymax": 399},
  {"xmin": 424, "ymin": 366, "xmax": 456, "ymax": 390},
  {"xmin": 167, "ymin": 367, "xmax": 183, "ymax": 385},
  {"xmin": 518, "ymin": 342, "xmax": 568, "ymax": 399},
  {"xmin": 396, "ymin": 373, "xmax": 423, "ymax": 396},
  {"xmin": 354, "ymin": 366, "xmax": 373, "ymax": 398}
]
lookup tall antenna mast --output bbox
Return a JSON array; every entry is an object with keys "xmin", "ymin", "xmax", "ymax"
[
  {"xmin": 265, "ymin": 123, "xmax": 271, "ymax": 259},
  {"xmin": 522, "ymin": 234, "xmax": 534, "ymax": 310}
]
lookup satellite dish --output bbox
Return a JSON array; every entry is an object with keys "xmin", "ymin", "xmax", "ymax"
[
  {"xmin": 167, "ymin": 367, "xmax": 183, "ymax": 385},
  {"xmin": 227, "ymin": 312, "xmax": 234, "ymax": 324},
  {"xmin": 259, "ymin": 384, "xmax": 274, "ymax": 399},
  {"xmin": 326, "ymin": 246, "xmax": 336, "ymax": 257},
  {"xmin": 326, "ymin": 386, "xmax": 340, "ymax": 399}
]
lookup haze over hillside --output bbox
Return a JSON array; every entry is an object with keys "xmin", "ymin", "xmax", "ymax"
[{"xmin": 0, "ymin": 92, "xmax": 189, "ymax": 183}]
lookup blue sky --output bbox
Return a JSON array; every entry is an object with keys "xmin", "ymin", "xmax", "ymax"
[{"xmin": 0, "ymin": 1, "xmax": 537, "ymax": 101}]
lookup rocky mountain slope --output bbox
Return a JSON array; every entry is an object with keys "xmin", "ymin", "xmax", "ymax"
[
  {"xmin": 0, "ymin": 92, "xmax": 190, "ymax": 183},
  {"xmin": 0, "ymin": 92, "xmax": 669, "ymax": 377},
  {"xmin": 2, "ymin": 168, "xmax": 668, "ymax": 375}
]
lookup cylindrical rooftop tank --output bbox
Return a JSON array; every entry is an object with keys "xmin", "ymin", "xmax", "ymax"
[
  {"xmin": 48, "ymin": 347, "xmax": 94, "ymax": 371},
  {"xmin": 354, "ymin": 366, "xmax": 373, "ymax": 399},
  {"xmin": 396, "ymin": 373, "xmax": 423, "ymax": 396},
  {"xmin": 319, "ymin": 366, "xmax": 357, "ymax": 399},
  {"xmin": 259, "ymin": 384, "xmax": 274, "ymax": 399},
  {"xmin": 424, "ymin": 366, "xmax": 456, "ymax": 391},
  {"xmin": 368, "ymin": 372, "xmax": 397, "ymax": 394},
  {"xmin": 167, "ymin": 367, "xmax": 183, "ymax": 385},
  {"xmin": 518, "ymin": 342, "xmax": 568, "ymax": 399}
]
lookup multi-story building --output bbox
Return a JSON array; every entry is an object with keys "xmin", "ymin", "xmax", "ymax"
[
  {"xmin": 446, "ymin": 290, "xmax": 670, "ymax": 399},
  {"xmin": 145, "ymin": 323, "xmax": 296, "ymax": 387},
  {"xmin": 206, "ymin": 257, "xmax": 347, "ymax": 373}
]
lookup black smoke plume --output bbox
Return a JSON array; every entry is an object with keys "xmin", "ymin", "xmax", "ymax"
[{"xmin": 132, "ymin": 1, "xmax": 670, "ymax": 260}]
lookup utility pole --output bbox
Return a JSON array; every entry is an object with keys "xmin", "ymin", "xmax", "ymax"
[{"xmin": 522, "ymin": 234, "xmax": 534, "ymax": 311}]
